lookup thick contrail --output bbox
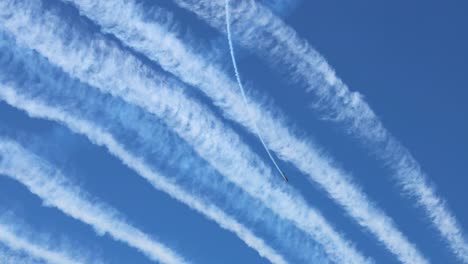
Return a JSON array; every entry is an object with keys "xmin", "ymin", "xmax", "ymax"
[
  {"xmin": 225, "ymin": 0, "xmax": 288, "ymax": 182},
  {"xmin": 0, "ymin": 139, "xmax": 189, "ymax": 264},
  {"xmin": 0, "ymin": 1, "xmax": 369, "ymax": 263},
  {"xmin": 170, "ymin": 0, "xmax": 468, "ymax": 262},
  {"xmin": 0, "ymin": 219, "xmax": 85, "ymax": 264},
  {"xmin": 0, "ymin": 33, "xmax": 322, "ymax": 264},
  {"xmin": 58, "ymin": 0, "xmax": 426, "ymax": 263}
]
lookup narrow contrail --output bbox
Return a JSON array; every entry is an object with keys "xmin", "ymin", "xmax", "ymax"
[
  {"xmin": 225, "ymin": 0, "xmax": 288, "ymax": 182},
  {"xmin": 0, "ymin": 139, "xmax": 189, "ymax": 264},
  {"xmin": 0, "ymin": 220, "xmax": 85, "ymax": 264},
  {"xmin": 0, "ymin": 84, "xmax": 289, "ymax": 264},
  {"xmin": 170, "ymin": 0, "xmax": 468, "ymax": 262},
  {"xmin": 59, "ymin": 0, "xmax": 425, "ymax": 263},
  {"xmin": 0, "ymin": 1, "xmax": 369, "ymax": 263},
  {"xmin": 0, "ymin": 34, "xmax": 326, "ymax": 264}
]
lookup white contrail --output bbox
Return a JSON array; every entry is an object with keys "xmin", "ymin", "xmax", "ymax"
[
  {"xmin": 0, "ymin": 2, "xmax": 369, "ymax": 263},
  {"xmin": 224, "ymin": 0, "xmax": 288, "ymax": 182},
  {"xmin": 0, "ymin": 139, "xmax": 189, "ymax": 264},
  {"xmin": 170, "ymin": 0, "xmax": 468, "ymax": 262},
  {"xmin": 0, "ymin": 84, "xmax": 289, "ymax": 264},
  {"xmin": 58, "ymin": 0, "xmax": 426, "ymax": 263},
  {"xmin": 0, "ymin": 220, "xmax": 84, "ymax": 264}
]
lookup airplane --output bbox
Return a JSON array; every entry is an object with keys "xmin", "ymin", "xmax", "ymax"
[{"xmin": 281, "ymin": 172, "xmax": 289, "ymax": 182}]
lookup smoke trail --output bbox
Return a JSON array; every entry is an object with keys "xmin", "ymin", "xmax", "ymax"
[
  {"xmin": 0, "ymin": 1, "xmax": 369, "ymax": 263},
  {"xmin": 58, "ymin": 0, "xmax": 425, "ymax": 263},
  {"xmin": 0, "ymin": 139, "xmax": 189, "ymax": 264},
  {"xmin": 0, "ymin": 220, "xmax": 84, "ymax": 264},
  {"xmin": 169, "ymin": 0, "xmax": 468, "ymax": 262},
  {"xmin": 224, "ymin": 0, "xmax": 288, "ymax": 182},
  {"xmin": 0, "ymin": 32, "xmax": 326, "ymax": 264}
]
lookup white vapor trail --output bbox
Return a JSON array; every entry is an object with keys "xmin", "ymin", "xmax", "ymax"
[
  {"xmin": 0, "ymin": 84, "xmax": 288, "ymax": 264},
  {"xmin": 0, "ymin": 220, "xmax": 83, "ymax": 264},
  {"xmin": 0, "ymin": 1, "xmax": 369, "ymax": 263},
  {"xmin": 56, "ymin": 0, "xmax": 426, "ymax": 263},
  {"xmin": 224, "ymin": 0, "xmax": 288, "ymax": 182},
  {"xmin": 0, "ymin": 138, "xmax": 189, "ymax": 264},
  {"xmin": 170, "ymin": 0, "xmax": 468, "ymax": 262}
]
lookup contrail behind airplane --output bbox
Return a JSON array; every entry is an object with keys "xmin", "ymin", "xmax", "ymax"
[
  {"xmin": 225, "ymin": 0, "xmax": 288, "ymax": 182},
  {"xmin": 170, "ymin": 1, "xmax": 468, "ymax": 262},
  {"xmin": 86, "ymin": 0, "xmax": 428, "ymax": 262},
  {"xmin": 48, "ymin": 0, "xmax": 430, "ymax": 262}
]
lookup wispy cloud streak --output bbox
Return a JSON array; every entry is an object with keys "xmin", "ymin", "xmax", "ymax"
[
  {"xmin": 0, "ymin": 219, "xmax": 83, "ymax": 264},
  {"xmin": 0, "ymin": 138, "xmax": 189, "ymax": 264},
  {"xmin": 170, "ymin": 0, "xmax": 468, "ymax": 262},
  {"xmin": 0, "ymin": 1, "xmax": 369, "ymax": 263},
  {"xmin": 59, "ymin": 0, "xmax": 426, "ymax": 263}
]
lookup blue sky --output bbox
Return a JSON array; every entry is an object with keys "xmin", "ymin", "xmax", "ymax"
[{"xmin": 0, "ymin": 0, "xmax": 467, "ymax": 264}]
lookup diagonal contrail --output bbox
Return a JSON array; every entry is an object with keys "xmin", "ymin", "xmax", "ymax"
[
  {"xmin": 0, "ymin": 1, "xmax": 369, "ymax": 263},
  {"xmin": 0, "ymin": 138, "xmax": 189, "ymax": 264},
  {"xmin": 0, "ymin": 219, "xmax": 86, "ymax": 264},
  {"xmin": 59, "ymin": 0, "xmax": 426, "ymax": 263},
  {"xmin": 170, "ymin": 0, "xmax": 468, "ymax": 262}
]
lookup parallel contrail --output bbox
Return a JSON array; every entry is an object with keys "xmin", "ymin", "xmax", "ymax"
[
  {"xmin": 0, "ymin": 1, "xmax": 369, "ymax": 263},
  {"xmin": 0, "ymin": 31, "xmax": 287, "ymax": 264},
  {"xmin": 170, "ymin": 0, "xmax": 468, "ymax": 262},
  {"xmin": 0, "ymin": 84, "xmax": 289, "ymax": 264},
  {"xmin": 0, "ymin": 33, "xmax": 327, "ymax": 264},
  {"xmin": 0, "ymin": 139, "xmax": 189, "ymax": 264},
  {"xmin": 0, "ymin": 220, "xmax": 85, "ymax": 264},
  {"xmin": 60, "ymin": 0, "xmax": 426, "ymax": 263}
]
